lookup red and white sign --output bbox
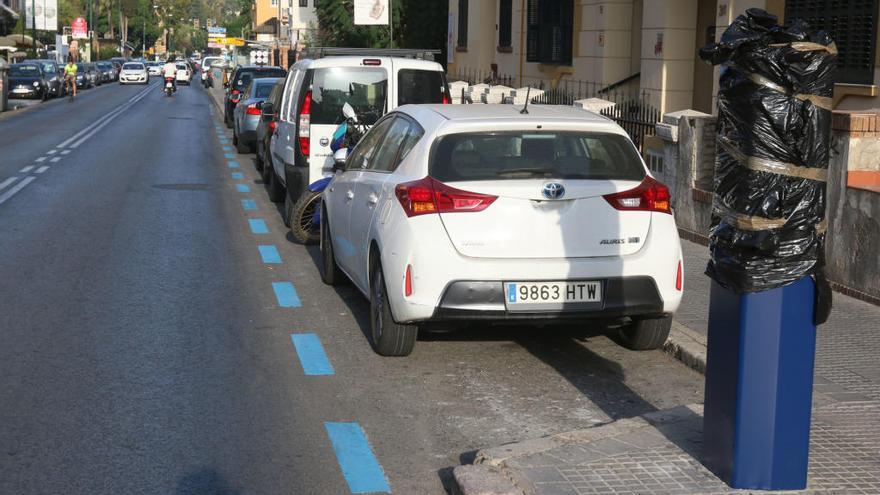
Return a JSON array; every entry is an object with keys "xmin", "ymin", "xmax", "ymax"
[{"xmin": 72, "ymin": 17, "xmax": 88, "ymax": 39}]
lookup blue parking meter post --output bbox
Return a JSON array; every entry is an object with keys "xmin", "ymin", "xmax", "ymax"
[{"xmin": 703, "ymin": 276, "xmax": 817, "ymax": 490}]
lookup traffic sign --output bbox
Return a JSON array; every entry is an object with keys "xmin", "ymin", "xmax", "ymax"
[
  {"xmin": 220, "ymin": 37, "xmax": 245, "ymax": 47},
  {"xmin": 72, "ymin": 17, "xmax": 88, "ymax": 39}
]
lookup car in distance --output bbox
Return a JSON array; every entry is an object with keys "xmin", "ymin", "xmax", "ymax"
[
  {"xmin": 7, "ymin": 63, "xmax": 49, "ymax": 99},
  {"xmin": 24, "ymin": 59, "xmax": 64, "ymax": 98},
  {"xmin": 233, "ymin": 77, "xmax": 283, "ymax": 153},
  {"xmin": 224, "ymin": 65, "xmax": 287, "ymax": 128},
  {"xmin": 146, "ymin": 61, "xmax": 163, "ymax": 77},
  {"xmin": 74, "ymin": 62, "xmax": 92, "ymax": 89},
  {"xmin": 321, "ymin": 104, "xmax": 683, "ymax": 356},
  {"xmin": 175, "ymin": 63, "xmax": 191, "ymax": 85},
  {"xmin": 119, "ymin": 62, "xmax": 149, "ymax": 85}
]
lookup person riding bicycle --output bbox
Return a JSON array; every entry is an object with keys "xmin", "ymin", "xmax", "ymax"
[
  {"xmin": 64, "ymin": 57, "xmax": 78, "ymax": 98},
  {"xmin": 162, "ymin": 56, "xmax": 178, "ymax": 92}
]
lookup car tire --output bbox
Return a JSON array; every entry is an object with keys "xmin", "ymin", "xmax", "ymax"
[
  {"xmin": 369, "ymin": 262, "xmax": 417, "ymax": 357},
  {"xmin": 289, "ymin": 190, "xmax": 321, "ymax": 244},
  {"xmin": 320, "ymin": 208, "xmax": 343, "ymax": 286},
  {"xmin": 255, "ymin": 144, "xmax": 264, "ymax": 171},
  {"xmin": 261, "ymin": 154, "xmax": 274, "ymax": 185},
  {"xmin": 235, "ymin": 136, "xmax": 250, "ymax": 154},
  {"xmin": 266, "ymin": 168, "xmax": 285, "ymax": 203},
  {"xmin": 614, "ymin": 315, "xmax": 672, "ymax": 351}
]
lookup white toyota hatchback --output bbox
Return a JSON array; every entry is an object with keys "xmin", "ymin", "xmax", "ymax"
[{"xmin": 321, "ymin": 104, "xmax": 683, "ymax": 356}]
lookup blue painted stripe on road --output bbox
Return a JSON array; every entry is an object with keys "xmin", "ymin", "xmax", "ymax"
[
  {"xmin": 258, "ymin": 245, "xmax": 282, "ymax": 264},
  {"xmin": 272, "ymin": 282, "xmax": 301, "ymax": 308},
  {"xmin": 325, "ymin": 422, "xmax": 391, "ymax": 494},
  {"xmin": 248, "ymin": 219, "xmax": 269, "ymax": 234},
  {"xmin": 235, "ymin": 183, "xmax": 250, "ymax": 193},
  {"xmin": 291, "ymin": 333, "xmax": 335, "ymax": 375},
  {"xmin": 231, "ymin": 172, "xmax": 244, "ymax": 180},
  {"xmin": 228, "ymin": 161, "xmax": 240, "ymax": 168},
  {"xmin": 241, "ymin": 199, "xmax": 257, "ymax": 210},
  {"xmin": 223, "ymin": 146, "xmax": 232, "ymax": 151},
  {"xmin": 224, "ymin": 153, "xmax": 235, "ymax": 159}
]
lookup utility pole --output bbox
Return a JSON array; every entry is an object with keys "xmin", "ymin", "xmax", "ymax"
[
  {"xmin": 88, "ymin": 0, "xmax": 92, "ymax": 61},
  {"xmin": 31, "ymin": 0, "xmax": 36, "ymax": 56}
]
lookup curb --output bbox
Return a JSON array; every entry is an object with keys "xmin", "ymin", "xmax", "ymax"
[{"xmin": 663, "ymin": 321, "xmax": 707, "ymax": 374}]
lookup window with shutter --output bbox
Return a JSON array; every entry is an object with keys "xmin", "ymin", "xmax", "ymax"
[
  {"xmin": 525, "ymin": 0, "xmax": 574, "ymax": 65},
  {"xmin": 499, "ymin": 0, "xmax": 513, "ymax": 48},
  {"xmin": 457, "ymin": 0, "xmax": 469, "ymax": 48},
  {"xmin": 785, "ymin": 0, "xmax": 878, "ymax": 85}
]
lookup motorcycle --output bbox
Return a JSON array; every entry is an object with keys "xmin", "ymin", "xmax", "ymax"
[
  {"xmin": 164, "ymin": 77, "xmax": 176, "ymax": 97},
  {"xmin": 288, "ymin": 103, "xmax": 367, "ymax": 244}
]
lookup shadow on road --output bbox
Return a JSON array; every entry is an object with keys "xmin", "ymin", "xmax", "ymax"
[{"xmin": 175, "ymin": 468, "xmax": 240, "ymax": 495}]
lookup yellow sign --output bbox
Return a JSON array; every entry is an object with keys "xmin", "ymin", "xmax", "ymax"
[{"xmin": 220, "ymin": 37, "xmax": 245, "ymax": 46}]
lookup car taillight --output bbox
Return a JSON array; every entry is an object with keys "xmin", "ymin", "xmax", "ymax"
[
  {"xmin": 268, "ymin": 121, "xmax": 276, "ymax": 134},
  {"xmin": 246, "ymin": 104, "xmax": 261, "ymax": 116},
  {"xmin": 394, "ymin": 177, "xmax": 497, "ymax": 217},
  {"xmin": 675, "ymin": 260, "xmax": 683, "ymax": 291},
  {"xmin": 602, "ymin": 176, "xmax": 671, "ymax": 214},
  {"xmin": 442, "ymin": 94, "xmax": 450, "ymax": 104},
  {"xmin": 231, "ymin": 89, "xmax": 240, "ymax": 95},
  {"xmin": 299, "ymin": 90, "xmax": 311, "ymax": 157}
]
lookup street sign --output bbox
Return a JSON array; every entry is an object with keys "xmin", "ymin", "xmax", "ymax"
[
  {"xmin": 208, "ymin": 41, "xmax": 224, "ymax": 49},
  {"xmin": 72, "ymin": 17, "xmax": 88, "ymax": 39},
  {"xmin": 250, "ymin": 50, "xmax": 269, "ymax": 65},
  {"xmin": 208, "ymin": 26, "xmax": 227, "ymax": 37},
  {"xmin": 220, "ymin": 37, "xmax": 245, "ymax": 47},
  {"xmin": 354, "ymin": 0, "xmax": 389, "ymax": 25}
]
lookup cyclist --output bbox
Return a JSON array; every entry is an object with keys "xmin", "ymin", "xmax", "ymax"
[{"xmin": 63, "ymin": 57, "xmax": 78, "ymax": 99}]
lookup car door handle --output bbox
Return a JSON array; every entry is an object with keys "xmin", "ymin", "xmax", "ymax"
[
  {"xmin": 346, "ymin": 190, "xmax": 354, "ymax": 200},
  {"xmin": 367, "ymin": 193, "xmax": 379, "ymax": 205}
]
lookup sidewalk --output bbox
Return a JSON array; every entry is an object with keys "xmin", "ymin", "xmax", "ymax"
[{"xmin": 453, "ymin": 239, "xmax": 880, "ymax": 495}]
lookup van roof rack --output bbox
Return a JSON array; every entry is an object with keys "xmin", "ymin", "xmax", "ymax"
[{"xmin": 299, "ymin": 47, "xmax": 440, "ymax": 61}]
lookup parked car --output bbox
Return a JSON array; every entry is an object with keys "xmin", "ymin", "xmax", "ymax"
[
  {"xmin": 119, "ymin": 62, "xmax": 149, "ymax": 85},
  {"xmin": 74, "ymin": 62, "xmax": 93, "ymax": 89},
  {"xmin": 97, "ymin": 61, "xmax": 117, "ymax": 82},
  {"xmin": 7, "ymin": 63, "xmax": 49, "ymax": 99},
  {"xmin": 320, "ymin": 104, "xmax": 682, "ymax": 356},
  {"xmin": 85, "ymin": 63, "xmax": 100, "ymax": 86},
  {"xmin": 175, "ymin": 63, "xmax": 191, "ymax": 85},
  {"xmin": 223, "ymin": 65, "xmax": 287, "ymax": 129},
  {"xmin": 267, "ymin": 53, "xmax": 449, "ymax": 234},
  {"xmin": 25, "ymin": 59, "xmax": 64, "ymax": 98},
  {"xmin": 233, "ymin": 77, "xmax": 282, "ymax": 153},
  {"xmin": 256, "ymin": 79, "xmax": 286, "ymax": 181}
]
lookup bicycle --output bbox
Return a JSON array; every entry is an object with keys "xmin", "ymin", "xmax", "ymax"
[{"xmin": 65, "ymin": 76, "xmax": 76, "ymax": 102}]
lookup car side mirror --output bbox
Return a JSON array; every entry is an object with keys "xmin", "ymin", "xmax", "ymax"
[
  {"xmin": 332, "ymin": 149, "xmax": 348, "ymax": 171},
  {"xmin": 342, "ymin": 102, "xmax": 357, "ymax": 122}
]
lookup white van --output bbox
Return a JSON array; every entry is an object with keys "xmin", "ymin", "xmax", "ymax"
[{"xmin": 265, "ymin": 49, "xmax": 450, "ymax": 233}]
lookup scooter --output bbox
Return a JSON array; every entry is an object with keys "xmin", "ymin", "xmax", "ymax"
[
  {"xmin": 288, "ymin": 103, "xmax": 367, "ymax": 244},
  {"xmin": 164, "ymin": 77, "xmax": 176, "ymax": 97}
]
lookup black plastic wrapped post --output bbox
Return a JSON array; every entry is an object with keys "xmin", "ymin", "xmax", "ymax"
[{"xmin": 699, "ymin": 9, "xmax": 835, "ymax": 314}]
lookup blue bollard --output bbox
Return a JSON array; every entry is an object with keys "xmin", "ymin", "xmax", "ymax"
[{"xmin": 703, "ymin": 276, "xmax": 817, "ymax": 490}]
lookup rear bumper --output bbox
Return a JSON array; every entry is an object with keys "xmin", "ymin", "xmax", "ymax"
[
  {"xmin": 431, "ymin": 277, "xmax": 664, "ymax": 322},
  {"xmin": 238, "ymin": 128, "xmax": 257, "ymax": 144}
]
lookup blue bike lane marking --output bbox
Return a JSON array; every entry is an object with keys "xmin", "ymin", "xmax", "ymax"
[
  {"xmin": 258, "ymin": 245, "xmax": 282, "ymax": 264},
  {"xmin": 272, "ymin": 282, "xmax": 301, "ymax": 308},
  {"xmin": 290, "ymin": 334, "xmax": 335, "ymax": 376},
  {"xmin": 325, "ymin": 422, "xmax": 391, "ymax": 493},
  {"xmin": 248, "ymin": 219, "xmax": 268, "ymax": 234}
]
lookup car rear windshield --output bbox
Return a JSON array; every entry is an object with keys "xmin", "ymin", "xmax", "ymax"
[
  {"xmin": 430, "ymin": 132, "xmax": 646, "ymax": 182},
  {"xmin": 398, "ymin": 69, "xmax": 448, "ymax": 105},
  {"xmin": 254, "ymin": 82, "xmax": 275, "ymax": 98},
  {"xmin": 309, "ymin": 67, "xmax": 388, "ymax": 126},
  {"xmin": 123, "ymin": 63, "xmax": 143, "ymax": 70},
  {"xmin": 10, "ymin": 65, "xmax": 39, "ymax": 76},
  {"xmin": 234, "ymin": 68, "xmax": 285, "ymax": 91}
]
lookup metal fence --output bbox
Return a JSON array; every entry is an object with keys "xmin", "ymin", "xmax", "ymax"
[{"xmin": 447, "ymin": 69, "xmax": 660, "ymax": 151}]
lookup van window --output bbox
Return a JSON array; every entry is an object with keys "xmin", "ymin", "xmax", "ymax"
[
  {"xmin": 310, "ymin": 67, "xmax": 388, "ymax": 125},
  {"xmin": 398, "ymin": 70, "xmax": 449, "ymax": 105}
]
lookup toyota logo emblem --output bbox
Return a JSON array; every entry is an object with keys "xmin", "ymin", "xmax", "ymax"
[{"xmin": 542, "ymin": 182, "xmax": 565, "ymax": 199}]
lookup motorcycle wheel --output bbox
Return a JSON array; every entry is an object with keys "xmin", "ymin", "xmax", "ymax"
[{"xmin": 290, "ymin": 190, "xmax": 322, "ymax": 245}]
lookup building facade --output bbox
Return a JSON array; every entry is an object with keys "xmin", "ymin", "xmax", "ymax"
[
  {"xmin": 448, "ymin": 0, "xmax": 879, "ymax": 113},
  {"xmin": 253, "ymin": 0, "xmax": 318, "ymax": 45}
]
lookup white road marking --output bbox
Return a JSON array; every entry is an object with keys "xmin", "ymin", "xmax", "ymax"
[
  {"xmin": 50, "ymin": 157, "xmax": 61, "ymax": 163},
  {"xmin": 60, "ymin": 150, "xmax": 71, "ymax": 155},
  {"xmin": 19, "ymin": 166, "xmax": 34, "ymax": 173},
  {"xmin": 0, "ymin": 176, "xmax": 19, "ymax": 192},
  {"xmin": 69, "ymin": 87, "xmax": 153, "ymax": 149},
  {"xmin": 35, "ymin": 166, "xmax": 50, "ymax": 174},
  {"xmin": 0, "ymin": 176, "xmax": 35, "ymax": 206},
  {"xmin": 47, "ymin": 150, "xmax": 57, "ymax": 155},
  {"xmin": 35, "ymin": 157, "xmax": 46, "ymax": 162},
  {"xmin": 57, "ymin": 84, "xmax": 154, "ymax": 149}
]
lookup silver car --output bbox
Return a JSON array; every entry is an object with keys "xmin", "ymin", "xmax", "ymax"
[
  {"xmin": 233, "ymin": 77, "xmax": 282, "ymax": 153},
  {"xmin": 119, "ymin": 62, "xmax": 149, "ymax": 85}
]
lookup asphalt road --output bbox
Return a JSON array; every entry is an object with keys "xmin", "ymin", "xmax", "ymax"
[{"xmin": 0, "ymin": 78, "xmax": 704, "ymax": 494}]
